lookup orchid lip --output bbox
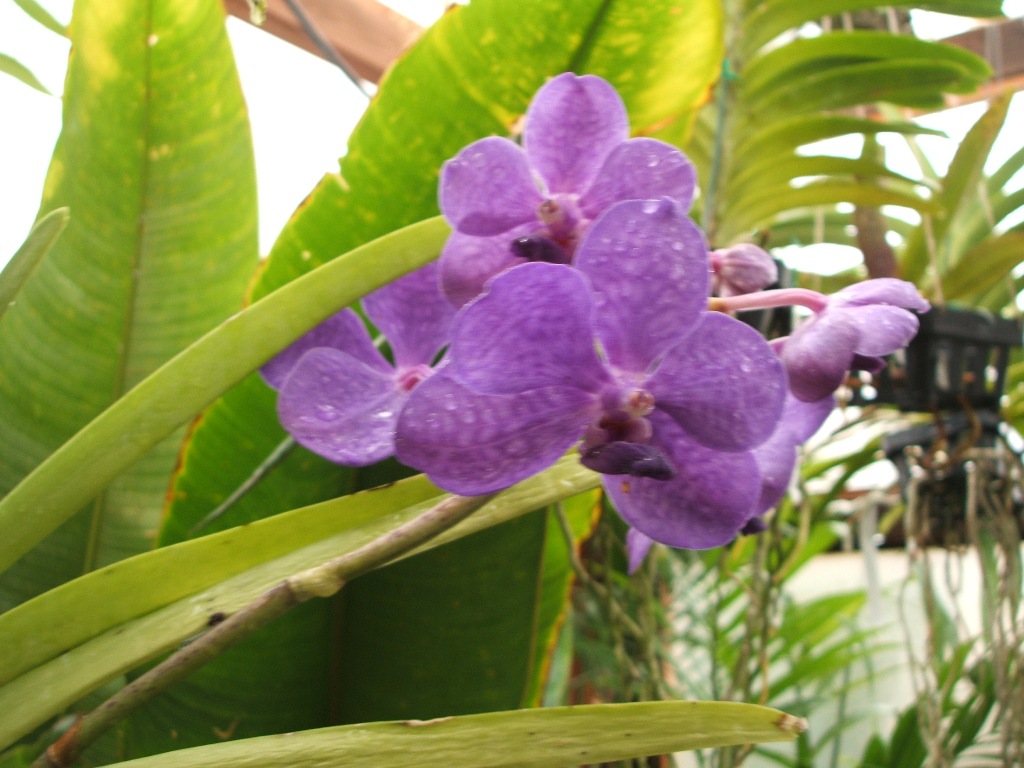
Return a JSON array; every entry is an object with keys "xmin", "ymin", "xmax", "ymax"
[
  {"xmin": 580, "ymin": 441, "xmax": 675, "ymax": 480},
  {"xmin": 511, "ymin": 235, "xmax": 570, "ymax": 264}
]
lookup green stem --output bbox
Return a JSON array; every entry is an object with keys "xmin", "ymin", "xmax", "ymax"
[{"xmin": 32, "ymin": 490, "xmax": 495, "ymax": 768}]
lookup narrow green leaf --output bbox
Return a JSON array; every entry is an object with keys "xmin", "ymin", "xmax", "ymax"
[
  {"xmin": 100, "ymin": 701, "xmax": 806, "ymax": 768},
  {"xmin": 0, "ymin": 474, "xmax": 437, "ymax": 689},
  {"xmin": 952, "ymin": 186, "xmax": 1024, "ymax": 263},
  {"xmin": 718, "ymin": 181, "xmax": 940, "ymax": 243},
  {"xmin": 0, "ymin": 208, "xmax": 67, "ymax": 322},
  {"xmin": 988, "ymin": 142, "xmax": 1024, "ymax": 193},
  {"xmin": 741, "ymin": 33, "xmax": 989, "ymax": 105},
  {"xmin": 902, "ymin": 92, "xmax": 1012, "ymax": 284},
  {"xmin": 729, "ymin": 154, "xmax": 926, "ymax": 201},
  {"xmin": 12, "ymin": 0, "xmax": 67, "ymax": 35},
  {"xmin": 772, "ymin": 592, "xmax": 866, "ymax": 651},
  {"xmin": 938, "ymin": 232, "xmax": 1024, "ymax": 302},
  {"xmin": 522, "ymin": 491, "xmax": 600, "ymax": 706},
  {"xmin": 0, "ymin": 458, "xmax": 600, "ymax": 747},
  {"xmin": 743, "ymin": 60, "xmax": 975, "ymax": 116},
  {"xmin": 732, "ymin": 115, "xmax": 944, "ymax": 170},
  {"xmin": 0, "ymin": 52, "xmax": 50, "ymax": 94},
  {"xmin": 739, "ymin": 0, "xmax": 1003, "ymax": 58},
  {"xmin": 0, "ymin": 217, "xmax": 449, "ymax": 578}
]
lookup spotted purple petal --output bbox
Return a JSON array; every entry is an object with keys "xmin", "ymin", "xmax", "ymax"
[
  {"xmin": 444, "ymin": 262, "xmax": 610, "ymax": 395},
  {"xmin": 576, "ymin": 198, "xmax": 709, "ymax": 373},
  {"xmin": 277, "ymin": 348, "xmax": 403, "ymax": 466},
  {"xmin": 604, "ymin": 412, "xmax": 760, "ymax": 549},
  {"xmin": 832, "ymin": 278, "xmax": 929, "ymax": 311},
  {"xmin": 395, "ymin": 372, "xmax": 596, "ymax": 495},
  {"xmin": 363, "ymin": 262, "xmax": 455, "ymax": 369},
  {"xmin": 581, "ymin": 138, "xmax": 696, "ymax": 217},
  {"xmin": 647, "ymin": 312, "xmax": 786, "ymax": 452},
  {"xmin": 260, "ymin": 309, "xmax": 388, "ymax": 391},
  {"xmin": 782, "ymin": 312, "xmax": 862, "ymax": 402},
  {"xmin": 843, "ymin": 305, "xmax": 921, "ymax": 356},
  {"xmin": 752, "ymin": 394, "xmax": 833, "ymax": 515},
  {"xmin": 439, "ymin": 223, "xmax": 536, "ymax": 309},
  {"xmin": 439, "ymin": 136, "xmax": 543, "ymax": 236},
  {"xmin": 524, "ymin": 73, "xmax": 629, "ymax": 194}
]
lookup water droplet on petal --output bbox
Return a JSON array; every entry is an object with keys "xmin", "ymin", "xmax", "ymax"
[
  {"xmin": 316, "ymin": 404, "xmax": 340, "ymax": 422},
  {"xmin": 646, "ymin": 156, "xmax": 660, "ymax": 168},
  {"xmin": 641, "ymin": 201, "xmax": 659, "ymax": 214}
]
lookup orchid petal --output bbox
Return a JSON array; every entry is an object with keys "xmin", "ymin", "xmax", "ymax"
[
  {"xmin": 604, "ymin": 413, "xmax": 760, "ymax": 549},
  {"xmin": 581, "ymin": 138, "xmax": 696, "ymax": 217},
  {"xmin": 576, "ymin": 198, "xmax": 709, "ymax": 373},
  {"xmin": 446, "ymin": 262, "xmax": 610, "ymax": 394},
  {"xmin": 524, "ymin": 73, "xmax": 628, "ymax": 194},
  {"xmin": 260, "ymin": 309, "xmax": 388, "ymax": 391},
  {"xmin": 852, "ymin": 353, "xmax": 887, "ymax": 374},
  {"xmin": 277, "ymin": 348, "xmax": 402, "ymax": 466},
  {"xmin": 439, "ymin": 223, "xmax": 534, "ymax": 308},
  {"xmin": 833, "ymin": 278, "xmax": 929, "ymax": 312},
  {"xmin": 395, "ymin": 372, "xmax": 595, "ymax": 495},
  {"xmin": 626, "ymin": 529, "xmax": 655, "ymax": 574},
  {"xmin": 752, "ymin": 394, "xmax": 833, "ymax": 515},
  {"xmin": 782, "ymin": 312, "xmax": 861, "ymax": 402},
  {"xmin": 648, "ymin": 313, "xmax": 786, "ymax": 451},
  {"xmin": 363, "ymin": 262, "xmax": 455, "ymax": 368},
  {"xmin": 844, "ymin": 305, "xmax": 921, "ymax": 356},
  {"xmin": 439, "ymin": 136, "xmax": 543, "ymax": 236}
]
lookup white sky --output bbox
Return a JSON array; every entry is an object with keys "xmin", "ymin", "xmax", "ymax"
[{"xmin": 1, "ymin": 1, "xmax": 1022, "ymax": 271}]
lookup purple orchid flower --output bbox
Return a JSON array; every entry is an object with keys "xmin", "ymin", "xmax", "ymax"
[
  {"xmin": 750, "ymin": 393, "xmax": 834, "ymax": 519},
  {"xmin": 260, "ymin": 263, "xmax": 455, "ymax": 465},
  {"xmin": 714, "ymin": 279, "xmax": 929, "ymax": 403},
  {"xmin": 780, "ymin": 280, "xmax": 929, "ymax": 402},
  {"xmin": 438, "ymin": 73, "xmax": 697, "ymax": 307},
  {"xmin": 625, "ymin": 392, "xmax": 833, "ymax": 572},
  {"xmin": 396, "ymin": 199, "xmax": 787, "ymax": 550}
]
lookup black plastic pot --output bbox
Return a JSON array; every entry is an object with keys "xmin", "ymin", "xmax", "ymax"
[{"xmin": 860, "ymin": 306, "xmax": 1021, "ymax": 412}]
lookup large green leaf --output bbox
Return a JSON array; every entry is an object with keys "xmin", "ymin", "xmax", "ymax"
[
  {"xmin": 131, "ymin": 0, "xmax": 726, "ymax": 756},
  {"xmin": 0, "ymin": 0, "xmax": 258, "ymax": 609},
  {"xmin": 103, "ymin": 701, "xmax": 805, "ymax": 768}
]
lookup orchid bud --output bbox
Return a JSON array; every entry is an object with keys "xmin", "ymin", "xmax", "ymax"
[{"xmin": 710, "ymin": 243, "xmax": 778, "ymax": 297}]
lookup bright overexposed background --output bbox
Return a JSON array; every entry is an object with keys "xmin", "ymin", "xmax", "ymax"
[{"xmin": 1, "ymin": 1, "xmax": 1022, "ymax": 267}]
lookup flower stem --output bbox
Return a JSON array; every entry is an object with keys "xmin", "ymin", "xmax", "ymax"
[
  {"xmin": 708, "ymin": 287, "xmax": 827, "ymax": 315},
  {"xmin": 32, "ymin": 491, "xmax": 496, "ymax": 768}
]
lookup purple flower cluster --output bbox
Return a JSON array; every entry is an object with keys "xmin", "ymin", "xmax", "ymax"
[
  {"xmin": 263, "ymin": 73, "xmax": 929, "ymax": 556},
  {"xmin": 438, "ymin": 74, "xmax": 696, "ymax": 307}
]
